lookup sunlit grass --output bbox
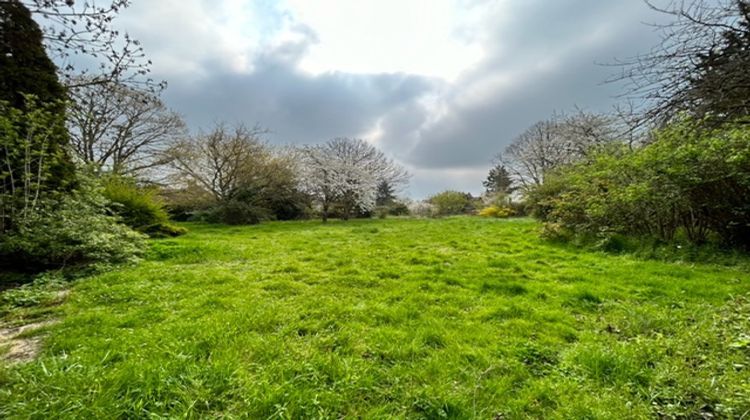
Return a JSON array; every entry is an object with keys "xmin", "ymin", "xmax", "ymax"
[{"xmin": 1, "ymin": 217, "xmax": 749, "ymax": 418}]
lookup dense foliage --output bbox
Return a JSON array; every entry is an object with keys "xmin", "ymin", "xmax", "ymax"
[
  {"xmin": 0, "ymin": 98, "xmax": 69, "ymax": 233},
  {"xmin": 0, "ymin": 1, "xmax": 66, "ymax": 109},
  {"xmin": 0, "ymin": 177, "xmax": 145, "ymax": 270},
  {"xmin": 0, "ymin": 29, "xmax": 75, "ymax": 233},
  {"xmin": 0, "ymin": 9, "xmax": 148, "ymax": 271},
  {"xmin": 529, "ymin": 120, "xmax": 750, "ymax": 248},
  {"xmin": 102, "ymin": 177, "xmax": 186, "ymax": 237},
  {"xmin": 0, "ymin": 100, "xmax": 139, "ymax": 273},
  {"xmin": 428, "ymin": 191, "xmax": 476, "ymax": 216},
  {"xmin": 0, "ymin": 2, "xmax": 75, "ymax": 198}
]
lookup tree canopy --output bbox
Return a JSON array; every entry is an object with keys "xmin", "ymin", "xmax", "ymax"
[{"xmin": 0, "ymin": 0, "xmax": 66, "ymax": 109}]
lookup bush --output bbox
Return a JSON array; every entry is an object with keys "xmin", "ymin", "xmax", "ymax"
[
  {"xmin": 232, "ymin": 182, "xmax": 311, "ymax": 221},
  {"xmin": 102, "ymin": 177, "xmax": 185, "ymax": 237},
  {"xmin": 161, "ymin": 181, "xmax": 216, "ymax": 221},
  {"xmin": 408, "ymin": 201, "xmax": 436, "ymax": 218},
  {"xmin": 478, "ymin": 206, "xmax": 514, "ymax": 218},
  {"xmin": 0, "ymin": 96, "xmax": 76, "ymax": 233},
  {"xmin": 141, "ymin": 222, "xmax": 188, "ymax": 238},
  {"xmin": 387, "ymin": 201, "xmax": 410, "ymax": 216},
  {"xmin": 507, "ymin": 201, "xmax": 529, "ymax": 217},
  {"xmin": 428, "ymin": 191, "xmax": 475, "ymax": 216},
  {"xmin": 0, "ymin": 178, "xmax": 145, "ymax": 271},
  {"xmin": 374, "ymin": 201, "xmax": 410, "ymax": 219},
  {"xmin": 204, "ymin": 200, "xmax": 268, "ymax": 225},
  {"xmin": 528, "ymin": 119, "xmax": 750, "ymax": 249}
]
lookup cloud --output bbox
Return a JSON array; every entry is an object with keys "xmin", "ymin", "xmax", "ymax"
[
  {"xmin": 111, "ymin": 0, "xmax": 667, "ymax": 198},
  {"xmin": 162, "ymin": 54, "xmax": 437, "ymax": 145},
  {"xmin": 396, "ymin": 0, "xmax": 663, "ymax": 171}
]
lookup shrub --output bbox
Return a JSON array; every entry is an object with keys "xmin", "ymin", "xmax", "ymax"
[
  {"xmin": 0, "ymin": 178, "xmax": 145, "ymax": 271},
  {"xmin": 528, "ymin": 119, "xmax": 750, "ymax": 248},
  {"xmin": 478, "ymin": 206, "xmax": 514, "ymax": 218},
  {"xmin": 478, "ymin": 206, "xmax": 497, "ymax": 217},
  {"xmin": 540, "ymin": 222, "xmax": 575, "ymax": 242},
  {"xmin": 0, "ymin": 272, "xmax": 66, "ymax": 312},
  {"xmin": 102, "ymin": 177, "xmax": 185, "ymax": 237},
  {"xmin": 387, "ymin": 201, "xmax": 411, "ymax": 216},
  {"xmin": 507, "ymin": 201, "xmax": 529, "ymax": 217},
  {"xmin": 0, "ymin": 96, "xmax": 76, "ymax": 233},
  {"xmin": 161, "ymin": 181, "xmax": 216, "ymax": 221},
  {"xmin": 374, "ymin": 201, "xmax": 410, "ymax": 219},
  {"xmin": 231, "ymin": 182, "xmax": 311, "ymax": 221},
  {"xmin": 141, "ymin": 222, "xmax": 188, "ymax": 238},
  {"xmin": 408, "ymin": 201, "xmax": 436, "ymax": 217},
  {"xmin": 204, "ymin": 200, "xmax": 268, "ymax": 225},
  {"xmin": 428, "ymin": 191, "xmax": 475, "ymax": 216}
]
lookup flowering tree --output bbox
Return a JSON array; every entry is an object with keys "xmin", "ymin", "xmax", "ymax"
[
  {"xmin": 19, "ymin": 0, "xmax": 160, "ymax": 90},
  {"xmin": 301, "ymin": 138, "xmax": 409, "ymax": 222}
]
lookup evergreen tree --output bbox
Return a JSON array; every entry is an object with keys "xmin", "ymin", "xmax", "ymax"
[
  {"xmin": 0, "ymin": 0, "xmax": 76, "ymax": 231},
  {"xmin": 375, "ymin": 180, "xmax": 396, "ymax": 206},
  {"xmin": 483, "ymin": 164, "xmax": 514, "ymax": 194},
  {"xmin": 0, "ymin": 1, "xmax": 66, "ymax": 109}
]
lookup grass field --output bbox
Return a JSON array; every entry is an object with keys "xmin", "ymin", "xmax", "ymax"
[{"xmin": 1, "ymin": 217, "xmax": 750, "ymax": 418}]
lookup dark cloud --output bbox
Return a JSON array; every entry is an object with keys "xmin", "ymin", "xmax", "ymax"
[
  {"xmin": 162, "ymin": 57, "xmax": 436, "ymax": 144},
  {"xmin": 113, "ymin": 0, "xmax": 670, "ymax": 197},
  {"xmin": 400, "ymin": 0, "xmax": 665, "ymax": 170}
]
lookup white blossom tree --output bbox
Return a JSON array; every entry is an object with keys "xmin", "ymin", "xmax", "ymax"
[
  {"xmin": 498, "ymin": 110, "xmax": 616, "ymax": 190},
  {"xmin": 301, "ymin": 137, "xmax": 409, "ymax": 222}
]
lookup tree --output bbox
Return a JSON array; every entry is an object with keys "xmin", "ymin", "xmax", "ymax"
[
  {"xmin": 301, "ymin": 138, "xmax": 409, "ymax": 222},
  {"xmin": 687, "ymin": 1, "xmax": 750, "ymax": 122},
  {"xmin": 483, "ymin": 163, "xmax": 514, "ymax": 195},
  {"xmin": 500, "ymin": 120, "xmax": 566, "ymax": 189},
  {"xmin": 230, "ymin": 149, "xmax": 311, "ymax": 221},
  {"xmin": 0, "ymin": 1, "xmax": 66, "ymax": 109},
  {"xmin": 18, "ymin": 0, "xmax": 159, "ymax": 89},
  {"xmin": 168, "ymin": 123, "xmax": 267, "ymax": 202},
  {"xmin": 0, "ymin": 1, "xmax": 75, "ymax": 233},
  {"xmin": 67, "ymin": 80, "xmax": 186, "ymax": 177},
  {"xmin": 499, "ymin": 111, "xmax": 616, "ymax": 189},
  {"xmin": 614, "ymin": 0, "xmax": 750, "ymax": 126},
  {"xmin": 375, "ymin": 180, "xmax": 396, "ymax": 206},
  {"xmin": 301, "ymin": 142, "xmax": 373, "ymax": 222},
  {"xmin": 428, "ymin": 191, "xmax": 475, "ymax": 216},
  {"xmin": 528, "ymin": 119, "xmax": 750, "ymax": 248},
  {"xmin": 167, "ymin": 125, "xmax": 313, "ymax": 224}
]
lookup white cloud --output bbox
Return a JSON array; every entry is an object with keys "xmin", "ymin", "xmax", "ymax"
[
  {"xmin": 118, "ymin": 0, "xmax": 276, "ymax": 77},
  {"xmin": 279, "ymin": 0, "xmax": 486, "ymax": 80},
  {"xmin": 120, "ymin": 0, "xmax": 488, "ymax": 81},
  {"xmin": 110, "ymin": 0, "xmax": 666, "ymax": 197}
]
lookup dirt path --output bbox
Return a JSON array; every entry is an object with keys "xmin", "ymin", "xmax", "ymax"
[{"xmin": 0, "ymin": 319, "xmax": 58, "ymax": 364}]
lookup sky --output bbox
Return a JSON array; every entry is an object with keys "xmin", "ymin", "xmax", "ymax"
[{"xmin": 113, "ymin": 0, "xmax": 668, "ymax": 199}]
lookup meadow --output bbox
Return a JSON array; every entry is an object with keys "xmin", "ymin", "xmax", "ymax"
[{"xmin": 1, "ymin": 217, "xmax": 750, "ymax": 418}]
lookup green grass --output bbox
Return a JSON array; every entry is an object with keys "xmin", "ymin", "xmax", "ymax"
[{"xmin": 2, "ymin": 217, "xmax": 750, "ymax": 418}]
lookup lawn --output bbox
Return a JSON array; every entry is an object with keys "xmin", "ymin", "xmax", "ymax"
[{"xmin": 1, "ymin": 217, "xmax": 750, "ymax": 418}]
